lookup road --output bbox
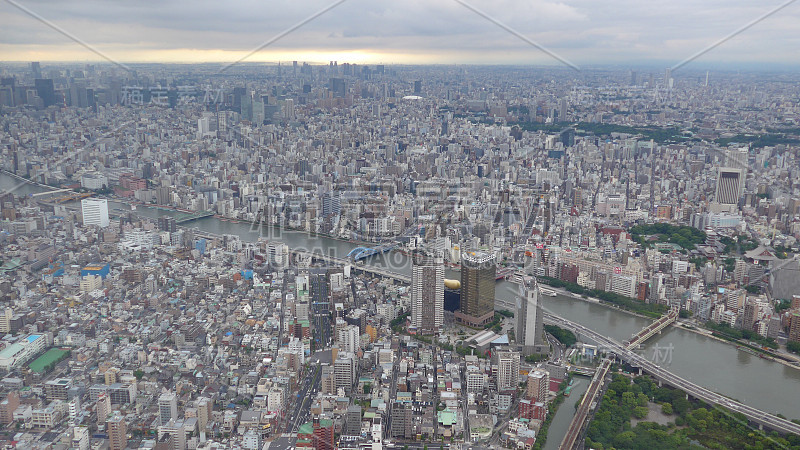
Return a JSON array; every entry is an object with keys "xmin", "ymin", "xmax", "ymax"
[
  {"xmin": 545, "ymin": 332, "xmax": 564, "ymax": 364},
  {"xmin": 544, "ymin": 313, "xmax": 800, "ymax": 437},
  {"xmin": 386, "ymin": 355, "xmax": 400, "ymax": 438},
  {"xmin": 268, "ymin": 351, "xmax": 329, "ymax": 449}
]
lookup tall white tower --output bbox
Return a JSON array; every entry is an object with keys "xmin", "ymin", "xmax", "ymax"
[{"xmin": 516, "ymin": 275, "xmax": 546, "ymax": 355}]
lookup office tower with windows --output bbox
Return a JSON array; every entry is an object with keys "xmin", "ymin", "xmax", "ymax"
[
  {"xmin": 712, "ymin": 168, "xmax": 744, "ymax": 213},
  {"xmin": 81, "ymin": 198, "xmax": 109, "ymax": 228},
  {"xmin": 456, "ymin": 251, "xmax": 496, "ymax": 327},
  {"xmin": 34, "ymin": 78, "xmax": 56, "ymax": 107},
  {"xmin": 158, "ymin": 392, "xmax": 178, "ymax": 425},
  {"xmin": 411, "ymin": 253, "xmax": 444, "ymax": 335},
  {"xmin": 310, "ymin": 268, "xmax": 331, "ymax": 349},
  {"xmin": 107, "ymin": 414, "xmax": 127, "ymax": 450},
  {"xmin": 334, "ymin": 352, "xmax": 356, "ymax": 394},
  {"xmin": 496, "ymin": 349, "xmax": 520, "ymax": 392},
  {"xmin": 526, "ymin": 369, "xmax": 549, "ymax": 402}
]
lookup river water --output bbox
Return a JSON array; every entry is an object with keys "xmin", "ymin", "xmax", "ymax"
[
  {"xmin": 542, "ymin": 376, "xmax": 590, "ymax": 450},
  {"xmin": 2, "ymin": 174, "xmax": 799, "ymax": 419}
]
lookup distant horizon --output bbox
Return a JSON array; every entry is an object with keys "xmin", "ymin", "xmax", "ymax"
[
  {"xmin": 2, "ymin": 0, "xmax": 798, "ymax": 73},
  {"xmin": 2, "ymin": 59, "xmax": 800, "ymax": 73}
]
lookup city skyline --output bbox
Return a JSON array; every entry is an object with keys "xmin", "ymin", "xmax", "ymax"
[{"xmin": 1, "ymin": 16, "xmax": 800, "ymax": 445}]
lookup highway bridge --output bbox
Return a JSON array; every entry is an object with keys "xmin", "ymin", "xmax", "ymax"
[
  {"xmin": 346, "ymin": 243, "xmax": 397, "ymax": 261},
  {"xmin": 561, "ymin": 311, "xmax": 678, "ymax": 449},
  {"xmin": 547, "ymin": 312, "xmax": 800, "ymax": 447},
  {"xmin": 174, "ymin": 210, "xmax": 215, "ymax": 224},
  {"xmin": 291, "ymin": 250, "xmax": 412, "ymax": 283},
  {"xmin": 29, "ymin": 187, "xmax": 75, "ymax": 197}
]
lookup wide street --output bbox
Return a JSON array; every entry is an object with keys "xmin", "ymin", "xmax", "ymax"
[{"xmin": 267, "ymin": 350, "xmax": 330, "ymax": 449}]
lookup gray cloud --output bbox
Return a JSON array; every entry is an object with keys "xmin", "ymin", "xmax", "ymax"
[{"xmin": 1, "ymin": 0, "xmax": 798, "ymax": 65}]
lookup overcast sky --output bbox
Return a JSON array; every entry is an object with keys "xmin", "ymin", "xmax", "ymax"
[{"xmin": 1, "ymin": 0, "xmax": 798, "ymax": 68}]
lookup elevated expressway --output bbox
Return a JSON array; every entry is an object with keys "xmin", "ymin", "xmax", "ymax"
[{"xmin": 551, "ymin": 312, "xmax": 800, "ymax": 448}]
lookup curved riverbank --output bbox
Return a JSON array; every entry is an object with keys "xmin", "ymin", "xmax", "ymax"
[
  {"xmin": 536, "ymin": 283, "xmax": 800, "ymax": 371},
  {"xmin": 2, "ymin": 172, "xmax": 800, "ymax": 418}
]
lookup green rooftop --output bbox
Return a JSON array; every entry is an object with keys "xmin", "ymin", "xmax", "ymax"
[
  {"xmin": 438, "ymin": 409, "xmax": 457, "ymax": 426},
  {"xmin": 298, "ymin": 422, "xmax": 314, "ymax": 435}
]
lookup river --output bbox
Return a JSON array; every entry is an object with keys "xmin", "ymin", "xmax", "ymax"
[{"xmin": 2, "ymin": 173, "xmax": 800, "ymax": 419}]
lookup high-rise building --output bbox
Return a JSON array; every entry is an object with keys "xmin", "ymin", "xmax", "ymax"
[
  {"xmin": 788, "ymin": 310, "xmax": 800, "ymax": 343},
  {"xmin": 526, "ymin": 369, "xmax": 549, "ymax": 402},
  {"xmin": 196, "ymin": 397, "xmax": 211, "ymax": 431},
  {"xmin": 158, "ymin": 216, "xmax": 177, "ymax": 233},
  {"xmin": 81, "ymin": 198, "xmax": 109, "ymax": 228},
  {"xmin": 312, "ymin": 417, "xmax": 335, "ymax": 450},
  {"xmin": 44, "ymin": 378, "xmax": 71, "ymax": 401},
  {"xmin": 390, "ymin": 401, "xmax": 413, "ymax": 438},
  {"xmin": 456, "ymin": 251, "xmax": 496, "ymax": 327},
  {"xmin": 712, "ymin": 168, "xmax": 744, "ymax": 213},
  {"xmin": 310, "ymin": 268, "xmax": 331, "ymax": 349},
  {"xmin": 0, "ymin": 391, "xmax": 19, "ymax": 424},
  {"xmin": 69, "ymin": 397, "xmax": 80, "ymax": 421},
  {"xmin": 72, "ymin": 426, "xmax": 89, "ymax": 450},
  {"xmin": 268, "ymin": 242, "xmax": 289, "ymax": 268},
  {"xmin": 516, "ymin": 275, "xmax": 546, "ymax": 355},
  {"xmin": 334, "ymin": 352, "xmax": 356, "ymax": 394},
  {"xmin": 411, "ymin": 253, "xmax": 444, "ymax": 335},
  {"xmin": 158, "ymin": 392, "xmax": 178, "ymax": 426},
  {"xmin": 242, "ymin": 429, "xmax": 262, "ymax": 450},
  {"xmin": 31, "ymin": 62, "xmax": 41, "ymax": 79},
  {"xmin": 338, "ymin": 325, "xmax": 360, "ymax": 353},
  {"xmin": 321, "ymin": 364, "xmax": 336, "ymax": 395},
  {"xmin": 321, "ymin": 192, "xmax": 341, "ymax": 217},
  {"xmin": 345, "ymin": 405, "xmax": 362, "ymax": 436},
  {"xmin": 742, "ymin": 298, "xmax": 758, "ymax": 332},
  {"xmin": 34, "ymin": 78, "xmax": 56, "ymax": 107},
  {"xmin": 791, "ymin": 295, "xmax": 800, "ymax": 311},
  {"xmin": 96, "ymin": 392, "xmax": 111, "ymax": 425},
  {"xmin": 107, "ymin": 414, "xmax": 127, "ymax": 450},
  {"xmin": 496, "ymin": 349, "xmax": 520, "ymax": 393}
]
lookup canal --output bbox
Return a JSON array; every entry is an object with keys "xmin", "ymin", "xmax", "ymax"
[{"xmin": 543, "ymin": 376, "xmax": 590, "ymax": 450}]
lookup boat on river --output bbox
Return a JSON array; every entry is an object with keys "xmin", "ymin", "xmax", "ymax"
[{"xmin": 540, "ymin": 287, "xmax": 557, "ymax": 297}]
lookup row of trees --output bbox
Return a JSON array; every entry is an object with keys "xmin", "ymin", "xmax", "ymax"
[
  {"xmin": 539, "ymin": 276, "xmax": 668, "ymax": 318},
  {"xmin": 704, "ymin": 321, "xmax": 778, "ymax": 349},
  {"xmin": 544, "ymin": 324, "xmax": 577, "ymax": 347}
]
